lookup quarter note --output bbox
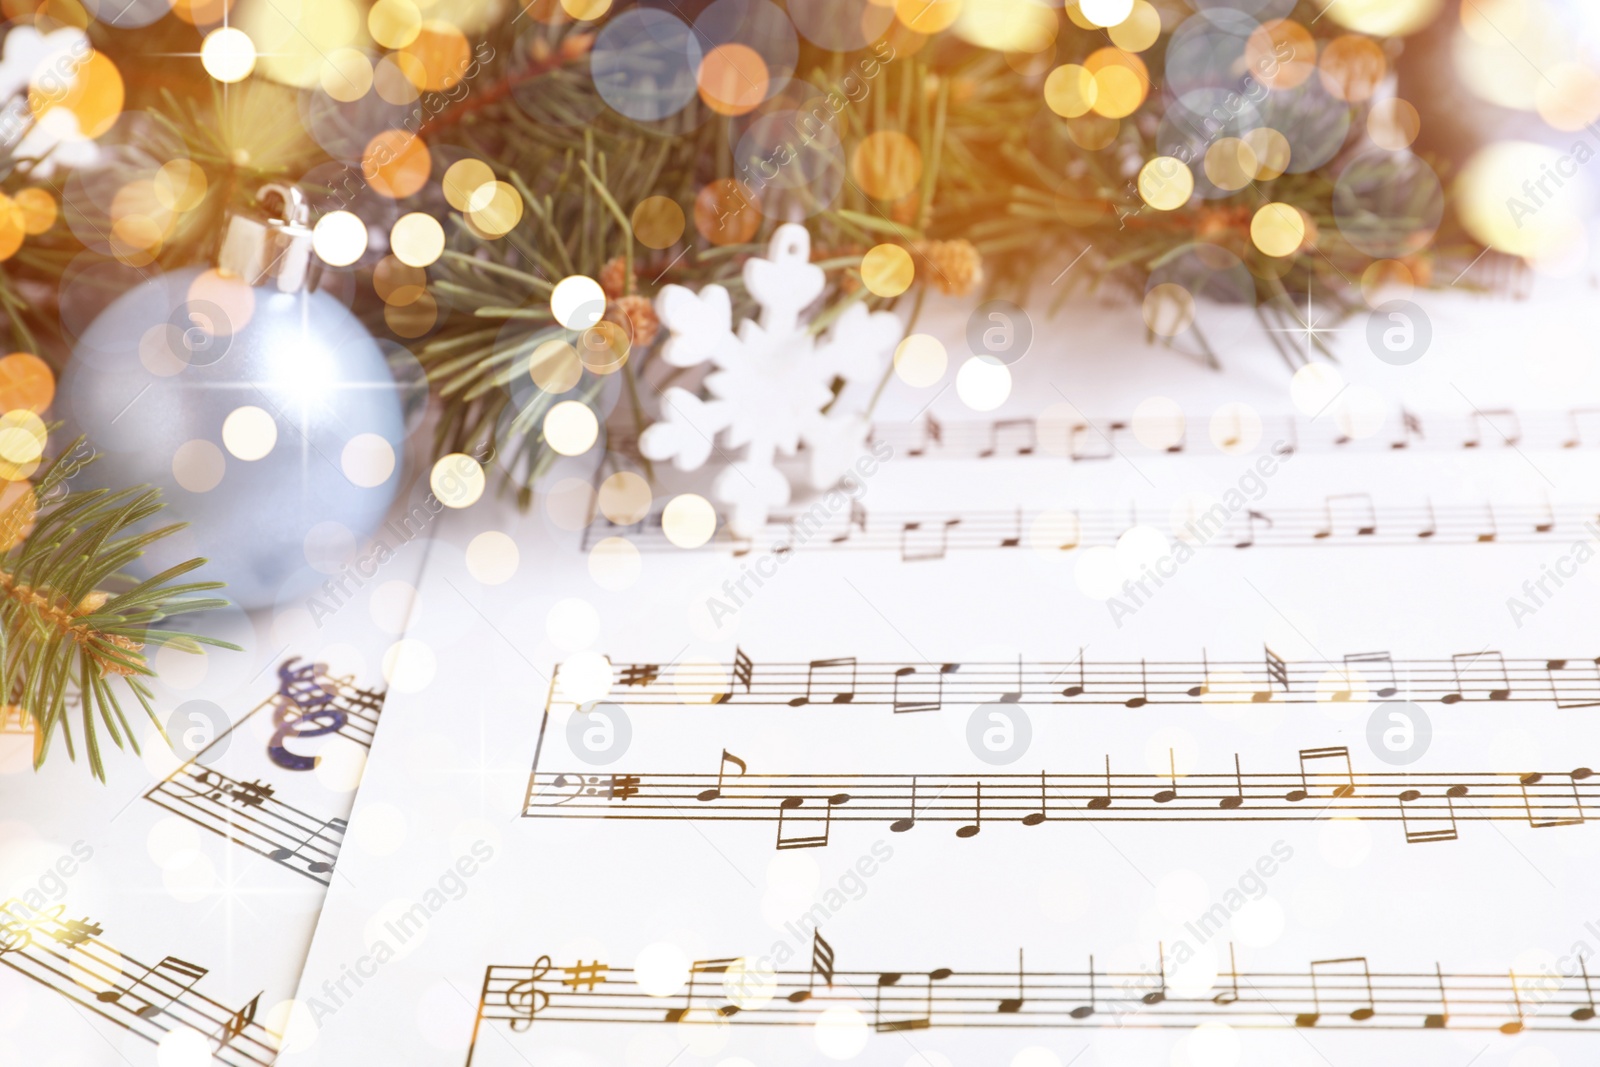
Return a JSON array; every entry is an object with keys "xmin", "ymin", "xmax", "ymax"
[
  {"xmin": 1219, "ymin": 755, "xmax": 1244, "ymax": 809},
  {"xmin": 1143, "ymin": 943, "xmax": 1167, "ymax": 1004},
  {"xmin": 1124, "ymin": 660, "xmax": 1149, "ymax": 708},
  {"xmin": 1417, "ymin": 498, "xmax": 1437, "ymax": 539},
  {"xmin": 1186, "ymin": 651, "xmax": 1210, "ymax": 698},
  {"xmin": 1477, "ymin": 502, "xmax": 1499, "ymax": 543},
  {"xmin": 890, "ymin": 778, "xmax": 917, "ymax": 833},
  {"xmin": 956, "ymin": 783, "xmax": 981, "ymax": 839},
  {"xmin": 96, "ymin": 955, "xmax": 209, "ymax": 1019},
  {"xmin": 1153, "ymin": 750, "xmax": 1178, "ymax": 804},
  {"xmin": 1501, "ymin": 970, "xmax": 1526, "ymax": 1034},
  {"xmin": 1233, "ymin": 509, "xmax": 1272, "ymax": 549},
  {"xmin": 1022, "ymin": 770, "xmax": 1047, "ymax": 826},
  {"xmin": 1424, "ymin": 962, "xmax": 1449, "ymax": 1028},
  {"xmin": 1087, "ymin": 755, "xmax": 1112, "ymax": 810},
  {"xmin": 998, "ymin": 949, "xmax": 1025, "ymax": 1013},
  {"xmin": 1573, "ymin": 957, "xmax": 1596, "ymax": 1021},
  {"xmin": 1070, "ymin": 955, "xmax": 1096, "ymax": 1018},
  {"xmin": 1060, "ymin": 649, "xmax": 1086, "ymax": 698},
  {"xmin": 696, "ymin": 749, "xmax": 748, "ymax": 801},
  {"xmin": 999, "ymin": 507, "xmax": 1023, "ymax": 548},
  {"xmin": 1213, "ymin": 944, "xmax": 1241, "ymax": 1005}
]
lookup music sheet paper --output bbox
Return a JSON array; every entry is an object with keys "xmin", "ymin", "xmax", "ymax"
[
  {"xmin": 0, "ymin": 499, "xmax": 432, "ymax": 1065},
  {"xmin": 282, "ymin": 290, "xmax": 1600, "ymax": 1067}
]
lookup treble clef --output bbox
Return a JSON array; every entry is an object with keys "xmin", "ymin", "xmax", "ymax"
[
  {"xmin": 506, "ymin": 955, "xmax": 552, "ymax": 1030},
  {"xmin": 268, "ymin": 658, "xmax": 348, "ymax": 771}
]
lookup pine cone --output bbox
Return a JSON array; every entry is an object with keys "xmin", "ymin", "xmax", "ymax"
[
  {"xmin": 915, "ymin": 239, "xmax": 984, "ymax": 296},
  {"xmin": 598, "ymin": 255, "xmax": 631, "ymax": 299},
  {"xmin": 614, "ymin": 294, "xmax": 659, "ymax": 349}
]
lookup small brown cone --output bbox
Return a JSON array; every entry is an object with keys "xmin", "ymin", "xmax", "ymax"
[
  {"xmin": 615, "ymin": 294, "xmax": 659, "ymax": 349},
  {"xmin": 598, "ymin": 255, "xmax": 631, "ymax": 299},
  {"xmin": 915, "ymin": 238, "xmax": 984, "ymax": 297}
]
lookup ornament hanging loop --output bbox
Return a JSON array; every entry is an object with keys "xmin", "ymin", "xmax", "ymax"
[{"xmin": 217, "ymin": 183, "xmax": 318, "ymax": 294}]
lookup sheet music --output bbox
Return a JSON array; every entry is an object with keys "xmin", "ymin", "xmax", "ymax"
[
  {"xmin": 281, "ymin": 291, "xmax": 1600, "ymax": 1066},
  {"xmin": 0, "ymin": 499, "xmax": 430, "ymax": 1064}
]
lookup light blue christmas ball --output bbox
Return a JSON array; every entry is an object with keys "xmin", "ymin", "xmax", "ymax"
[{"xmin": 64, "ymin": 267, "xmax": 404, "ymax": 611}]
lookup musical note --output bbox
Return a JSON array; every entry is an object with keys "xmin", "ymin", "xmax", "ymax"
[
  {"xmin": 899, "ymin": 517, "xmax": 962, "ymax": 562},
  {"xmin": 1477, "ymin": 503, "xmax": 1500, "ymax": 543},
  {"xmin": 873, "ymin": 967, "xmax": 951, "ymax": 1032},
  {"xmin": 1391, "ymin": 408, "xmax": 1423, "ymax": 449},
  {"xmin": 696, "ymin": 750, "xmax": 748, "ymax": 802},
  {"xmin": 1313, "ymin": 493, "xmax": 1378, "ymax": 539},
  {"xmin": 1071, "ymin": 955, "xmax": 1096, "ymax": 1018},
  {"xmin": 956, "ymin": 783, "xmax": 981, "ymax": 839},
  {"xmin": 1022, "ymin": 770, "xmax": 1047, "ymax": 827},
  {"xmin": 1425, "ymin": 963, "xmax": 1450, "ymax": 1028},
  {"xmin": 788, "ymin": 930, "xmax": 835, "ymax": 1003},
  {"xmin": 665, "ymin": 959, "xmax": 740, "ymax": 1022},
  {"xmin": 787, "ymin": 658, "xmax": 858, "ymax": 706},
  {"xmin": 892, "ymin": 663, "xmax": 958, "ymax": 714},
  {"xmin": 1232, "ymin": 508, "xmax": 1273, "ymax": 549},
  {"xmin": 1254, "ymin": 646, "xmax": 1290, "ymax": 701},
  {"xmin": 906, "ymin": 414, "xmax": 943, "ymax": 456},
  {"xmin": 1187, "ymin": 651, "xmax": 1210, "ymax": 698},
  {"xmin": 1288, "ymin": 747, "xmax": 1355, "ymax": 802},
  {"xmin": 96, "ymin": 956, "xmax": 210, "ymax": 1019},
  {"xmin": 1466, "ymin": 407, "xmax": 1522, "ymax": 448},
  {"xmin": 1564, "ymin": 407, "xmax": 1600, "ymax": 448},
  {"xmin": 998, "ymin": 949, "xmax": 1025, "ymax": 1013},
  {"xmin": 267, "ymin": 817, "xmax": 348, "ymax": 874},
  {"xmin": 727, "ymin": 647, "xmax": 754, "ymax": 701},
  {"xmin": 979, "ymin": 418, "xmax": 1037, "ymax": 458},
  {"xmin": 1000, "ymin": 655, "xmax": 1024, "ymax": 703},
  {"xmin": 1153, "ymin": 751, "xmax": 1179, "ymax": 804},
  {"xmin": 1143, "ymin": 943, "xmax": 1167, "ymax": 1004},
  {"xmin": 776, "ymin": 793, "xmax": 844, "ymax": 850},
  {"xmin": 1442, "ymin": 651, "xmax": 1512, "ymax": 703},
  {"xmin": 1574, "ymin": 958, "xmax": 1596, "ymax": 1021},
  {"xmin": 999, "ymin": 507, "xmax": 1023, "ymax": 548},
  {"xmin": 215, "ymin": 992, "xmax": 261, "ymax": 1052},
  {"xmin": 1417, "ymin": 499, "xmax": 1438, "ymax": 539},
  {"xmin": 1296, "ymin": 957, "xmax": 1376, "ymax": 1026},
  {"xmin": 1398, "ymin": 787, "xmax": 1459, "ymax": 844},
  {"xmin": 1125, "ymin": 660, "xmax": 1149, "ymax": 708},
  {"xmin": 1220, "ymin": 755, "xmax": 1244, "ymax": 810},
  {"xmin": 1545, "ymin": 657, "xmax": 1600, "ymax": 709},
  {"xmin": 1214, "ymin": 944, "xmax": 1240, "ymax": 1005},
  {"xmin": 1343, "ymin": 651, "xmax": 1399, "ymax": 699},
  {"xmin": 1502, "ymin": 971, "xmax": 1526, "ymax": 1034},
  {"xmin": 890, "ymin": 777, "xmax": 918, "ymax": 833},
  {"xmin": 1060, "ymin": 649, "xmax": 1087, "ymax": 698},
  {"xmin": 1087, "ymin": 756, "xmax": 1113, "ymax": 810},
  {"xmin": 830, "ymin": 500, "xmax": 869, "ymax": 544},
  {"xmin": 1519, "ymin": 768, "xmax": 1590, "ymax": 828}
]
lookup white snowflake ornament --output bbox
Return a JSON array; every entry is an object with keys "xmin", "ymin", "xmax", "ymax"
[{"xmin": 641, "ymin": 224, "xmax": 903, "ymax": 536}]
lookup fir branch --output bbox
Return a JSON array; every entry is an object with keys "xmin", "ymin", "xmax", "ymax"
[{"xmin": 1, "ymin": 439, "xmax": 237, "ymax": 780}]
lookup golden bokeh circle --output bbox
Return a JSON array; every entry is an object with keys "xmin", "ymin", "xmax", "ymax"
[
  {"xmin": 632, "ymin": 196, "xmax": 686, "ymax": 249},
  {"xmin": 860, "ymin": 244, "xmax": 914, "ymax": 297}
]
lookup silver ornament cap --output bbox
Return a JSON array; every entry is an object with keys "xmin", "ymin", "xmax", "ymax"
[{"xmin": 217, "ymin": 182, "xmax": 317, "ymax": 293}]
